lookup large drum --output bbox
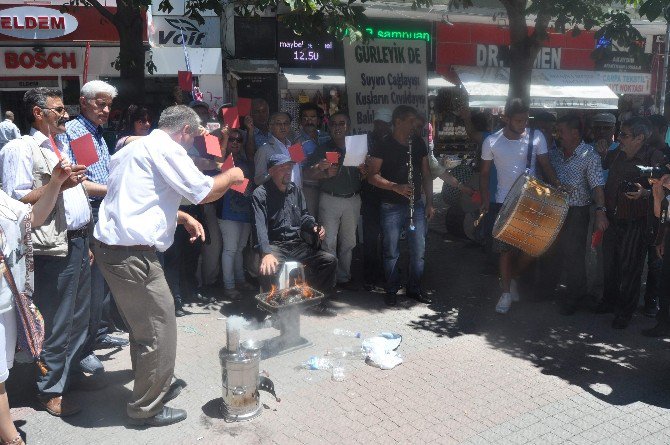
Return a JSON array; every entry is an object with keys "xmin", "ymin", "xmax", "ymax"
[{"xmin": 492, "ymin": 174, "xmax": 568, "ymax": 257}]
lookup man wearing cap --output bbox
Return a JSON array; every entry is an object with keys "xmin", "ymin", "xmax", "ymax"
[{"xmin": 252, "ymin": 153, "xmax": 337, "ymax": 296}]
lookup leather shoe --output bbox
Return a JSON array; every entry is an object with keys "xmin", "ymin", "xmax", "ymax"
[
  {"xmin": 38, "ymin": 395, "xmax": 81, "ymax": 417},
  {"xmin": 94, "ymin": 334, "xmax": 129, "ymax": 350},
  {"xmin": 642, "ymin": 322, "xmax": 670, "ymax": 338},
  {"xmin": 162, "ymin": 379, "xmax": 186, "ymax": 403},
  {"xmin": 612, "ymin": 315, "xmax": 631, "ymax": 329},
  {"xmin": 78, "ymin": 353, "xmax": 104, "ymax": 375},
  {"xmin": 408, "ymin": 291, "xmax": 432, "ymax": 304},
  {"xmin": 128, "ymin": 406, "xmax": 187, "ymax": 427}
]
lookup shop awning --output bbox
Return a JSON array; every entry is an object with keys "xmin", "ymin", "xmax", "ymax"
[
  {"xmin": 453, "ymin": 66, "xmax": 619, "ymax": 109},
  {"xmin": 282, "ymin": 68, "xmax": 346, "ymax": 87},
  {"xmin": 151, "ymin": 47, "xmax": 222, "ymax": 75},
  {"xmin": 428, "ymin": 74, "xmax": 455, "ymax": 89}
]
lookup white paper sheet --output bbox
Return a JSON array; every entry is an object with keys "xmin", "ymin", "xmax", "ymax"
[{"xmin": 343, "ymin": 135, "xmax": 368, "ymax": 167}]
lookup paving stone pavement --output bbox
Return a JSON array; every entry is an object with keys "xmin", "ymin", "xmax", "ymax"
[{"xmin": 8, "ymin": 185, "xmax": 670, "ymax": 444}]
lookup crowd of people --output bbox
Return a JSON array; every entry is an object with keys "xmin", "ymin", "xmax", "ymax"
[{"xmin": 0, "ymin": 80, "xmax": 669, "ymax": 438}]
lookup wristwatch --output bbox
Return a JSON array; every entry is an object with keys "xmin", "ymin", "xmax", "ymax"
[{"xmin": 595, "ymin": 206, "xmax": 607, "ymax": 213}]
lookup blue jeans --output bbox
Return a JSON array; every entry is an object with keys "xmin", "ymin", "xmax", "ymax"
[{"xmin": 380, "ymin": 200, "xmax": 426, "ymax": 294}]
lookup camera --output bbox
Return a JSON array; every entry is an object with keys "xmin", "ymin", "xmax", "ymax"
[
  {"xmin": 622, "ymin": 181, "xmax": 639, "ymax": 193},
  {"xmin": 636, "ymin": 164, "xmax": 670, "ymax": 180}
]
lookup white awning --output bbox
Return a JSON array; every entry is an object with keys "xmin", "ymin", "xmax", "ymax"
[
  {"xmin": 282, "ymin": 68, "xmax": 346, "ymax": 87},
  {"xmin": 428, "ymin": 74, "xmax": 455, "ymax": 89},
  {"xmin": 150, "ymin": 47, "xmax": 222, "ymax": 75},
  {"xmin": 453, "ymin": 66, "xmax": 619, "ymax": 109}
]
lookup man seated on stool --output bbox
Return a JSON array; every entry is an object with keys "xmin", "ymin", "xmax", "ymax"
[{"xmin": 252, "ymin": 154, "xmax": 338, "ymax": 313}]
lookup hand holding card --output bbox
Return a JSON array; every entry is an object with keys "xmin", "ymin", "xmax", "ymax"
[
  {"xmin": 325, "ymin": 152, "xmax": 340, "ymax": 164},
  {"xmin": 230, "ymin": 178, "xmax": 249, "ymax": 194}
]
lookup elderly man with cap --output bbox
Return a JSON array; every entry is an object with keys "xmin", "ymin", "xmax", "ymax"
[
  {"xmin": 252, "ymin": 153, "xmax": 337, "ymax": 299},
  {"xmin": 93, "ymin": 105, "xmax": 245, "ymax": 426}
]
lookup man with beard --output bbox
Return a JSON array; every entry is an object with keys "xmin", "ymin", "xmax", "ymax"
[
  {"xmin": 55, "ymin": 80, "xmax": 128, "ymax": 378},
  {"xmin": 479, "ymin": 98, "xmax": 561, "ymax": 314},
  {"xmin": 296, "ymin": 103, "xmax": 329, "ymax": 218},
  {"xmin": 0, "ymin": 88, "xmax": 89, "ymax": 416},
  {"xmin": 93, "ymin": 105, "xmax": 244, "ymax": 426}
]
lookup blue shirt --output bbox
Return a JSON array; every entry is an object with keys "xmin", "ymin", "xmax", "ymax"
[
  {"xmin": 254, "ymin": 127, "xmax": 271, "ymax": 151},
  {"xmin": 549, "ymin": 142, "xmax": 605, "ymax": 206},
  {"xmin": 56, "ymin": 115, "xmax": 111, "ymax": 200},
  {"xmin": 220, "ymin": 157, "xmax": 253, "ymax": 223}
]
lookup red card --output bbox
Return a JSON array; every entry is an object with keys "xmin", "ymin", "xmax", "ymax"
[
  {"xmin": 221, "ymin": 107, "xmax": 240, "ymax": 128},
  {"xmin": 230, "ymin": 178, "xmax": 249, "ymax": 194},
  {"xmin": 471, "ymin": 191, "xmax": 482, "ymax": 205},
  {"xmin": 69, "ymin": 133, "xmax": 99, "ymax": 167},
  {"xmin": 237, "ymin": 97, "xmax": 252, "ymax": 116},
  {"xmin": 289, "ymin": 143, "xmax": 305, "ymax": 163},
  {"xmin": 178, "ymin": 70, "xmax": 192, "ymax": 91},
  {"xmin": 203, "ymin": 134, "xmax": 221, "ymax": 157},
  {"xmin": 591, "ymin": 230, "xmax": 603, "ymax": 249},
  {"xmin": 325, "ymin": 152, "xmax": 340, "ymax": 164},
  {"xmin": 221, "ymin": 154, "xmax": 234, "ymax": 172}
]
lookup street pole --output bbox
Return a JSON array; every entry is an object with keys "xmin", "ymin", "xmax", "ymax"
[{"xmin": 661, "ymin": 6, "xmax": 670, "ymax": 116}]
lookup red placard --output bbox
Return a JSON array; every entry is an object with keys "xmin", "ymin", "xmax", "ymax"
[
  {"xmin": 230, "ymin": 178, "xmax": 249, "ymax": 194},
  {"xmin": 288, "ymin": 143, "xmax": 305, "ymax": 163},
  {"xmin": 325, "ymin": 151, "xmax": 340, "ymax": 164},
  {"xmin": 203, "ymin": 134, "xmax": 221, "ymax": 157},
  {"xmin": 591, "ymin": 230, "xmax": 603, "ymax": 249},
  {"xmin": 221, "ymin": 154, "xmax": 234, "ymax": 172},
  {"xmin": 221, "ymin": 106, "xmax": 240, "ymax": 128},
  {"xmin": 69, "ymin": 133, "xmax": 99, "ymax": 166},
  {"xmin": 237, "ymin": 97, "xmax": 252, "ymax": 116},
  {"xmin": 178, "ymin": 70, "xmax": 192, "ymax": 91}
]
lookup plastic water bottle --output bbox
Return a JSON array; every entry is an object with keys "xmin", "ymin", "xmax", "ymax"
[
  {"xmin": 324, "ymin": 347, "xmax": 366, "ymax": 360},
  {"xmin": 304, "ymin": 356, "xmax": 332, "ymax": 370},
  {"xmin": 333, "ymin": 328, "xmax": 361, "ymax": 338}
]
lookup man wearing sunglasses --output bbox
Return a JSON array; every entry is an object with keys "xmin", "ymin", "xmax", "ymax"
[
  {"xmin": 596, "ymin": 117, "xmax": 668, "ymax": 329},
  {"xmin": 55, "ymin": 80, "xmax": 129, "ymax": 379}
]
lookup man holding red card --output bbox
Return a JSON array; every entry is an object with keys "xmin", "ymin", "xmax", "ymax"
[
  {"xmin": 55, "ymin": 80, "xmax": 129, "ymax": 378},
  {"xmin": 0, "ymin": 88, "xmax": 90, "ymax": 416},
  {"xmin": 305, "ymin": 112, "xmax": 367, "ymax": 291}
]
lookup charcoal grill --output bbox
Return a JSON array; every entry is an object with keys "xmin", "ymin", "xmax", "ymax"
[{"xmin": 254, "ymin": 286, "xmax": 324, "ymax": 357}]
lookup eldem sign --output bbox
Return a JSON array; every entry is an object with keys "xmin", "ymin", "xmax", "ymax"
[{"xmin": 0, "ymin": 6, "xmax": 78, "ymax": 40}]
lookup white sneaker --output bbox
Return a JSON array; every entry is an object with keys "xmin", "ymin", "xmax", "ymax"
[
  {"xmin": 510, "ymin": 279, "xmax": 520, "ymax": 302},
  {"xmin": 496, "ymin": 293, "xmax": 512, "ymax": 314}
]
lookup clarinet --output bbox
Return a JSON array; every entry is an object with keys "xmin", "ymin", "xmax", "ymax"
[{"xmin": 407, "ymin": 131, "xmax": 416, "ymax": 231}]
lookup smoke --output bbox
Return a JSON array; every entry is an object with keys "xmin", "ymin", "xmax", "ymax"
[
  {"xmin": 223, "ymin": 309, "xmax": 305, "ymax": 358},
  {"xmin": 226, "ymin": 315, "xmax": 249, "ymax": 331}
]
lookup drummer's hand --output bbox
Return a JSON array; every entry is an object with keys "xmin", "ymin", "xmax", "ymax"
[
  {"xmin": 595, "ymin": 211, "xmax": 609, "ymax": 232},
  {"xmin": 392, "ymin": 183, "xmax": 413, "ymax": 198},
  {"xmin": 426, "ymin": 204, "xmax": 435, "ymax": 220},
  {"xmin": 625, "ymin": 183, "xmax": 646, "ymax": 200}
]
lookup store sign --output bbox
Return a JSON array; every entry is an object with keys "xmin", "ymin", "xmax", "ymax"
[
  {"xmin": 0, "ymin": 6, "xmax": 77, "ymax": 39},
  {"xmin": 594, "ymin": 51, "xmax": 651, "ymax": 73},
  {"xmin": 0, "ymin": 78, "xmax": 59, "ymax": 88},
  {"xmin": 4, "ymin": 51, "xmax": 76, "ymax": 69},
  {"xmin": 476, "ymin": 44, "xmax": 561, "ymax": 69},
  {"xmin": 151, "ymin": 16, "xmax": 219, "ymax": 47},
  {"xmin": 277, "ymin": 23, "xmax": 335, "ymax": 67},
  {"xmin": 599, "ymin": 72, "xmax": 651, "ymax": 95},
  {"xmin": 345, "ymin": 40, "xmax": 427, "ymax": 134}
]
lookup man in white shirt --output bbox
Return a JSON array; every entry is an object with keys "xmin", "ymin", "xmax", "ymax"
[
  {"xmin": 254, "ymin": 112, "xmax": 302, "ymax": 186},
  {"xmin": 0, "ymin": 88, "xmax": 90, "ymax": 417},
  {"xmin": 0, "ymin": 111, "xmax": 21, "ymax": 149},
  {"xmin": 479, "ymin": 98, "xmax": 561, "ymax": 314},
  {"xmin": 93, "ymin": 105, "xmax": 244, "ymax": 427}
]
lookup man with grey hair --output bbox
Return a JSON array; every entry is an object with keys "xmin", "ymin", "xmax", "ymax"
[
  {"xmin": 0, "ymin": 110, "xmax": 20, "ymax": 149},
  {"xmin": 55, "ymin": 79, "xmax": 127, "ymax": 377},
  {"xmin": 93, "ymin": 105, "xmax": 244, "ymax": 427},
  {"xmin": 0, "ymin": 87, "xmax": 90, "ymax": 416},
  {"xmin": 596, "ymin": 117, "xmax": 667, "ymax": 329},
  {"xmin": 254, "ymin": 111, "xmax": 302, "ymax": 186}
]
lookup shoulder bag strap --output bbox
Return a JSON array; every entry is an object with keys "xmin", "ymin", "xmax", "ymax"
[
  {"xmin": 0, "ymin": 250, "xmax": 21, "ymax": 301},
  {"xmin": 525, "ymin": 128, "xmax": 535, "ymax": 172}
]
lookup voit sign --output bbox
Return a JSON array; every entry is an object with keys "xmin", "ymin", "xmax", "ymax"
[
  {"xmin": 0, "ymin": 6, "xmax": 77, "ymax": 40},
  {"xmin": 151, "ymin": 16, "xmax": 219, "ymax": 48}
]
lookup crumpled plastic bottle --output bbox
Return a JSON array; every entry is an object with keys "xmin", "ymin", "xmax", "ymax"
[{"xmin": 303, "ymin": 356, "xmax": 333, "ymax": 370}]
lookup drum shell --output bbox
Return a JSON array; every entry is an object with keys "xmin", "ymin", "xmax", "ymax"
[{"xmin": 492, "ymin": 174, "xmax": 568, "ymax": 257}]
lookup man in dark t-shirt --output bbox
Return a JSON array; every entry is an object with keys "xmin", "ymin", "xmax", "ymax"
[{"xmin": 367, "ymin": 105, "xmax": 435, "ymax": 306}]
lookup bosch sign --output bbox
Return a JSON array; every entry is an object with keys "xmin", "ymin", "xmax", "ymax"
[
  {"xmin": 4, "ymin": 51, "xmax": 77, "ymax": 69},
  {"xmin": 0, "ymin": 6, "xmax": 78, "ymax": 40}
]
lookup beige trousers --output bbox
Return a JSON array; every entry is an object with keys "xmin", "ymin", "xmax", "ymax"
[
  {"xmin": 319, "ymin": 193, "xmax": 361, "ymax": 283},
  {"xmin": 93, "ymin": 240, "xmax": 176, "ymax": 419}
]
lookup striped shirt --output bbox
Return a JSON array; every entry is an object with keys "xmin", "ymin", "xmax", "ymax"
[
  {"xmin": 56, "ymin": 115, "xmax": 111, "ymax": 200},
  {"xmin": 0, "ymin": 128, "xmax": 90, "ymax": 230},
  {"xmin": 549, "ymin": 142, "xmax": 605, "ymax": 207}
]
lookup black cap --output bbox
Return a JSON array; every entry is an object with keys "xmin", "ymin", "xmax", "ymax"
[{"xmin": 267, "ymin": 153, "xmax": 295, "ymax": 170}]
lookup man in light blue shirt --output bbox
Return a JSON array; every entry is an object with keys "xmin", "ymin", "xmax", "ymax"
[{"xmin": 0, "ymin": 111, "xmax": 21, "ymax": 149}]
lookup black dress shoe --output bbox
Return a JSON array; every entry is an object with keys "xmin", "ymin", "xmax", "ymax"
[
  {"xmin": 642, "ymin": 322, "xmax": 670, "ymax": 338},
  {"xmin": 128, "ymin": 406, "xmax": 187, "ymax": 427},
  {"xmin": 612, "ymin": 315, "xmax": 631, "ymax": 329},
  {"xmin": 162, "ymin": 379, "xmax": 186, "ymax": 403},
  {"xmin": 94, "ymin": 334, "xmax": 129, "ymax": 350},
  {"xmin": 407, "ymin": 291, "xmax": 432, "ymax": 304},
  {"xmin": 175, "ymin": 307, "xmax": 186, "ymax": 317},
  {"xmin": 384, "ymin": 293, "xmax": 397, "ymax": 307}
]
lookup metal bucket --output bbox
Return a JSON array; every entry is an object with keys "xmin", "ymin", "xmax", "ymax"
[{"xmin": 219, "ymin": 348, "xmax": 262, "ymax": 422}]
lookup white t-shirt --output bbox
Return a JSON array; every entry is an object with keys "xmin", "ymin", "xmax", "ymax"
[
  {"xmin": 0, "ymin": 190, "xmax": 31, "ymax": 314},
  {"xmin": 481, "ymin": 128, "xmax": 548, "ymax": 203},
  {"xmin": 94, "ymin": 129, "xmax": 214, "ymax": 252}
]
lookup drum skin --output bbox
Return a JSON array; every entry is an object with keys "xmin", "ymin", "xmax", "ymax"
[{"xmin": 492, "ymin": 174, "xmax": 568, "ymax": 257}]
